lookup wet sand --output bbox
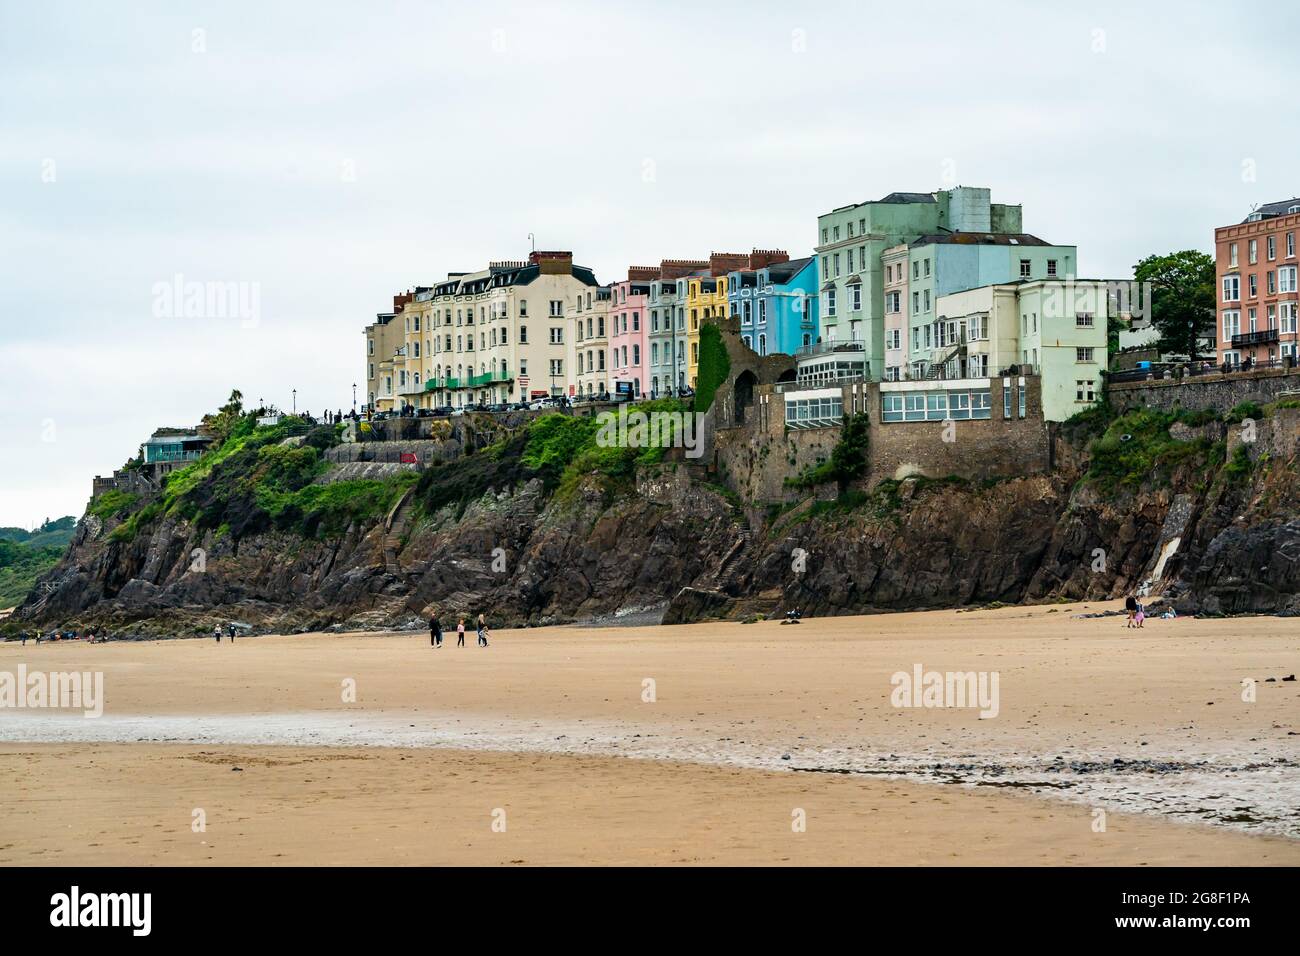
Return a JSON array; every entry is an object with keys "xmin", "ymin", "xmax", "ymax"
[{"xmin": 1, "ymin": 601, "xmax": 1297, "ymax": 865}]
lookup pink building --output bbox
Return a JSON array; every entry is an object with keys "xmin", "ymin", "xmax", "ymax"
[{"xmin": 608, "ymin": 266, "xmax": 659, "ymax": 398}]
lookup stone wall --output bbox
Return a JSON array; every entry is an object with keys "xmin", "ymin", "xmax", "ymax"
[
  {"xmin": 1109, "ymin": 365, "xmax": 1300, "ymax": 415},
  {"xmin": 863, "ymin": 377, "xmax": 1050, "ymax": 484},
  {"xmin": 710, "ymin": 375, "xmax": 1051, "ymax": 504}
]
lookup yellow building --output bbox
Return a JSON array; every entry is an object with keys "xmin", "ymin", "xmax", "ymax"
[{"xmin": 685, "ymin": 254, "xmax": 750, "ymax": 387}]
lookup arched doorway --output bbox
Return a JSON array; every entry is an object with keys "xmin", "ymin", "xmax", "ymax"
[{"xmin": 733, "ymin": 369, "xmax": 757, "ymax": 425}]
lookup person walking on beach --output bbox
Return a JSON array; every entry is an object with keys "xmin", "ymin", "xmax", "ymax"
[
  {"xmin": 476, "ymin": 613, "xmax": 486, "ymax": 647},
  {"xmin": 479, "ymin": 620, "xmax": 491, "ymax": 648},
  {"xmin": 1124, "ymin": 594, "xmax": 1137, "ymax": 628},
  {"xmin": 429, "ymin": 609, "xmax": 442, "ymax": 648},
  {"xmin": 214, "ymin": 625, "xmax": 222, "ymax": 643},
  {"xmin": 1134, "ymin": 603, "xmax": 1145, "ymax": 628},
  {"xmin": 456, "ymin": 618, "xmax": 466, "ymax": 647}
]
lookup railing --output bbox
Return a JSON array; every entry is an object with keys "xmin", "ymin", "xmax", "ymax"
[
  {"xmin": 468, "ymin": 369, "xmax": 511, "ymax": 387},
  {"xmin": 795, "ymin": 340, "xmax": 867, "ymax": 358},
  {"xmin": 143, "ymin": 448, "xmax": 205, "ymax": 463},
  {"xmin": 1231, "ymin": 329, "xmax": 1279, "ymax": 348},
  {"xmin": 1108, "ymin": 356, "xmax": 1299, "ymax": 383}
]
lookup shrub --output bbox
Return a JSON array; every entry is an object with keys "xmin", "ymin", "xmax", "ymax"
[{"xmin": 1224, "ymin": 401, "xmax": 1263, "ymax": 425}]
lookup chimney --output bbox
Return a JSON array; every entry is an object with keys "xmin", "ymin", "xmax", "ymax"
[
  {"xmin": 392, "ymin": 291, "xmax": 414, "ymax": 312},
  {"xmin": 747, "ymin": 248, "xmax": 790, "ymax": 270},
  {"xmin": 709, "ymin": 252, "xmax": 750, "ymax": 276},
  {"xmin": 528, "ymin": 250, "xmax": 574, "ymax": 275},
  {"xmin": 627, "ymin": 265, "xmax": 661, "ymax": 282},
  {"xmin": 659, "ymin": 258, "xmax": 710, "ymax": 281}
]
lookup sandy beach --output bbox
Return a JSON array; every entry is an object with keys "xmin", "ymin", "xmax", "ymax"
[{"xmin": 2, "ymin": 600, "xmax": 1297, "ymax": 865}]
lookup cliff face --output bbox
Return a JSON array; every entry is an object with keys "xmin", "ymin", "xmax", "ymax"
[{"xmin": 13, "ymin": 406, "xmax": 1300, "ymax": 636}]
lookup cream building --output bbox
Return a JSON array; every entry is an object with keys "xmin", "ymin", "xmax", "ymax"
[
  {"xmin": 369, "ymin": 252, "xmax": 601, "ymax": 410},
  {"xmin": 362, "ymin": 293, "xmax": 410, "ymax": 412},
  {"xmin": 568, "ymin": 284, "xmax": 611, "ymax": 398},
  {"xmin": 933, "ymin": 278, "xmax": 1114, "ymax": 422}
]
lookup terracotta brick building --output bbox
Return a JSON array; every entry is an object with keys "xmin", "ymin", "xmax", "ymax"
[{"xmin": 1215, "ymin": 197, "xmax": 1300, "ymax": 368}]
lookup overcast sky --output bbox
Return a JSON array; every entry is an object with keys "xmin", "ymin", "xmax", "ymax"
[{"xmin": 2, "ymin": 0, "xmax": 1298, "ymax": 527}]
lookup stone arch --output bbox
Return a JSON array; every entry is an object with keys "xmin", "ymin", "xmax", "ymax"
[{"xmin": 733, "ymin": 369, "xmax": 758, "ymax": 425}]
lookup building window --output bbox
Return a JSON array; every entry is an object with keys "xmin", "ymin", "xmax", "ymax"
[
  {"xmin": 1288, "ymin": 233, "xmax": 1296, "ymax": 258},
  {"xmin": 850, "ymin": 285, "xmax": 861, "ymax": 311},
  {"xmin": 1229, "ymin": 243, "xmax": 1238, "ymax": 268},
  {"xmin": 1019, "ymin": 259, "xmax": 1031, "ymax": 278},
  {"xmin": 1279, "ymin": 266, "xmax": 1298, "ymax": 294},
  {"xmin": 1076, "ymin": 347, "xmax": 1095, "ymax": 362},
  {"xmin": 1222, "ymin": 310, "xmax": 1240, "ymax": 339},
  {"xmin": 1281, "ymin": 302, "xmax": 1298, "ymax": 334},
  {"xmin": 1076, "ymin": 379, "xmax": 1096, "ymax": 403},
  {"xmin": 1047, "ymin": 259, "xmax": 1058, "ymax": 277},
  {"xmin": 1249, "ymin": 274, "xmax": 1258, "ymax": 298},
  {"xmin": 1075, "ymin": 313, "xmax": 1094, "ymax": 327},
  {"xmin": 825, "ymin": 289, "xmax": 837, "ymax": 317},
  {"xmin": 1222, "ymin": 275, "xmax": 1240, "ymax": 302},
  {"xmin": 550, "ymin": 327, "xmax": 563, "ymax": 344},
  {"xmin": 549, "ymin": 300, "xmax": 563, "ymax": 317}
]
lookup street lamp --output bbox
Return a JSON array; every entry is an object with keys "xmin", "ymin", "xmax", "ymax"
[
  {"xmin": 352, "ymin": 383, "xmax": 357, "ymax": 413},
  {"xmin": 292, "ymin": 388, "xmax": 297, "ymax": 414}
]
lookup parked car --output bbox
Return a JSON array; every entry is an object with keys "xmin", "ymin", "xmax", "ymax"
[
  {"xmin": 487, "ymin": 402, "xmax": 511, "ymax": 413},
  {"xmin": 431, "ymin": 405, "xmax": 454, "ymax": 416},
  {"xmin": 529, "ymin": 396, "xmax": 561, "ymax": 410},
  {"xmin": 414, "ymin": 408, "xmax": 435, "ymax": 418}
]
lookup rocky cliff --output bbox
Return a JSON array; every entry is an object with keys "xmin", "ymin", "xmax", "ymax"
[{"xmin": 9, "ymin": 402, "xmax": 1299, "ymax": 638}]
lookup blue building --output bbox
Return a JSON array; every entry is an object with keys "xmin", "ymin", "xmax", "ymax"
[{"xmin": 728, "ymin": 256, "xmax": 819, "ymax": 358}]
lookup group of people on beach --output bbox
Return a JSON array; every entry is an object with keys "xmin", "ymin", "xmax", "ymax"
[
  {"xmin": 1124, "ymin": 593, "xmax": 1182, "ymax": 627},
  {"xmin": 426, "ymin": 610, "xmax": 489, "ymax": 649},
  {"xmin": 22, "ymin": 627, "xmax": 110, "ymax": 645}
]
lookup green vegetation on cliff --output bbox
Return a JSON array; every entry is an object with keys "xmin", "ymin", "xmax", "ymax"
[
  {"xmin": 1084, "ymin": 407, "xmax": 1218, "ymax": 491},
  {"xmin": 97, "ymin": 412, "xmax": 415, "ymax": 543},
  {"xmin": 0, "ymin": 518, "xmax": 77, "ymax": 608}
]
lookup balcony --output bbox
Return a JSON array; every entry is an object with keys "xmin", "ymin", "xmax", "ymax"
[
  {"xmin": 468, "ymin": 368, "xmax": 512, "ymax": 387},
  {"xmin": 1231, "ymin": 328, "xmax": 1279, "ymax": 348},
  {"xmin": 795, "ymin": 339, "xmax": 866, "ymax": 358}
]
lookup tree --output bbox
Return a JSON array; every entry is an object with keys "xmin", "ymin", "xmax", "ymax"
[
  {"xmin": 786, "ymin": 412, "xmax": 869, "ymax": 496},
  {"xmin": 1132, "ymin": 250, "xmax": 1215, "ymax": 361},
  {"xmin": 201, "ymin": 389, "xmax": 247, "ymax": 442}
]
